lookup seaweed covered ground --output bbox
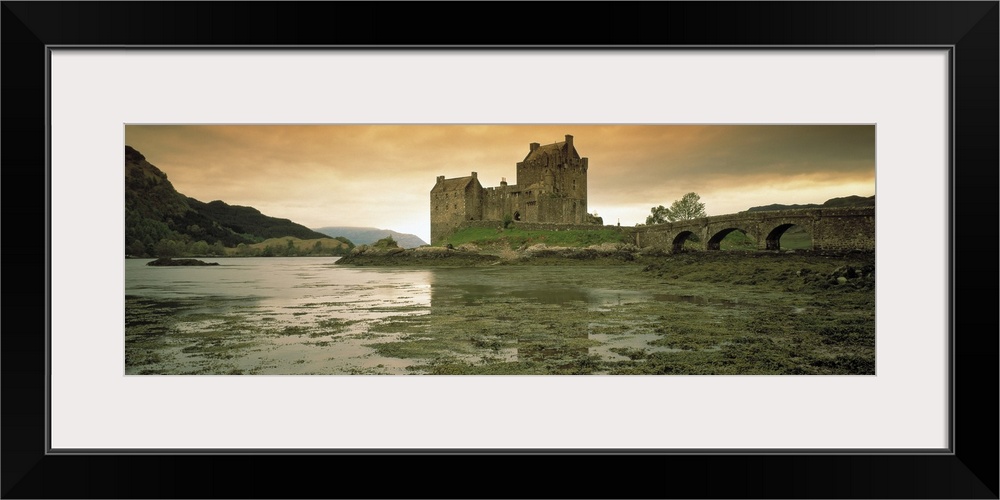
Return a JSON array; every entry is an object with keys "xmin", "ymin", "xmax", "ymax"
[
  {"xmin": 125, "ymin": 250, "xmax": 875, "ymax": 375},
  {"xmin": 362, "ymin": 250, "xmax": 875, "ymax": 375}
]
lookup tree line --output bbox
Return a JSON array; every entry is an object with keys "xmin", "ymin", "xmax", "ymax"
[{"xmin": 127, "ymin": 236, "xmax": 354, "ymax": 258}]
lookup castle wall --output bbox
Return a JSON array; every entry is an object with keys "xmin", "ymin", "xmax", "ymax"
[
  {"xmin": 481, "ymin": 185, "xmax": 520, "ymax": 222},
  {"xmin": 467, "ymin": 183, "xmax": 482, "ymax": 221},
  {"xmin": 535, "ymin": 194, "xmax": 587, "ymax": 224},
  {"xmin": 478, "ymin": 179, "xmax": 587, "ymax": 225}
]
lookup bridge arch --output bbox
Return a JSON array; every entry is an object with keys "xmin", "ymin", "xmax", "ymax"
[
  {"xmin": 764, "ymin": 222, "xmax": 814, "ymax": 250},
  {"xmin": 707, "ymin": 227, "xmax": 753, "ymax": 250},
  {"xmin": 671, "ymin": 230, "xmax": 698, "ymax": 253}
]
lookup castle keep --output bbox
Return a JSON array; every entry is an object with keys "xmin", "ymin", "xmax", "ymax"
[{"xmin": 431, "ymin": 135, "xmax": 589, "ymax": 244}]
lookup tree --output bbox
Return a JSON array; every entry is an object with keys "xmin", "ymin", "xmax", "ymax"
[
  {"xmin": 209, "ymin": 241, "xmax": 227, "ymax": 256},
  {"xmin": 645, "ymin": 205, "xmax": 670, "ymax": 225},
  {"xmin": 585, "ymin": 211, "xmax": 604, "ymax": 225},
  {"xmin": 153, "ymin": 238, "xmax": 184, "ymax": 258},
  {"xmin": 190, "ymin": 240, "xmax": 210, "ymax": 256},
  {"xmin": 126, "ymin": 240, "xmax": 146, "ymax": 257},
  {"xmin": 373, "ymin": 235, "xmax": 398, "ymax": 249},
  {"xmin": 646, "ymin": 192, "xmax": 707, "ymax": 224},
  {"xmin": 666, "ymin": 192, "xmax": 707, "ymax": 221}
]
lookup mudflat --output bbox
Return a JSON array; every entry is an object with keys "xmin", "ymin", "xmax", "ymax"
[
  {"xmin": 357, "ymin": 250, "xmax": 875, "ymax": 374},
  {"xmin": 125, "ymin": 251, "xmax": 875, "ymax": 375}
]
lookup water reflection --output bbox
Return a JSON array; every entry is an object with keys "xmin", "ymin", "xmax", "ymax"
[
  {"xmin": 424, "ymin": 268, "xmax": 619, "ymax": 366},
  {"xmin": 125, "ymin": 258, "xmax": 721, "ymax": 374}
]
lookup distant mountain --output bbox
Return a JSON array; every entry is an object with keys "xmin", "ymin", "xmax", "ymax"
[
  {"xmin": 745, "ymin": 195, "xmax": 875, "ymax": 213},
  {"xmin": 125, "ymin": 145, "xmax": 331, "ymax": 255},
  {"xmin": 313, "ymin": 227, "xmax": 428, "ymax": 249}
]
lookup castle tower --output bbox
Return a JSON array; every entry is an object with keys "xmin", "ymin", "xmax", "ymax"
[
  {"xmin": 514, "ymin": 134, "xmax": 588, "ymax": 223},
  {"xmin": 430, "ymin": 172, "xmax": 483, "ymax": 244}
]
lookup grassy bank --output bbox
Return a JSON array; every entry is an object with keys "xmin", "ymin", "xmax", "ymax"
[{"xmin": 440, "ymin": 226, "xmax": 629, "ymax": 249}]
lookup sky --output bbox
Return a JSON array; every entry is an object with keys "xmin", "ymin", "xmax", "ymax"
[{"xmin": 124, "ymin": 125, "xmax": 876, "ymax": 244}]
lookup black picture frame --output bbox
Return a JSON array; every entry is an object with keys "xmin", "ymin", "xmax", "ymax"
[{"xmin": 3, "ymin": 2, "xmax": 997, "ymax": 498}]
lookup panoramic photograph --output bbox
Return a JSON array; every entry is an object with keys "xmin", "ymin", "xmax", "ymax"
[{"xmin": 124, "ymin": 124, "xmax": 876, "ymax": 375}]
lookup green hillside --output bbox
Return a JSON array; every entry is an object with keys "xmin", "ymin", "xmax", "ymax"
[
  {"xmin": 187, "ymin": 198, "xmax": 331, "ymax": 241},
  {"xmin": 125, "ymin": 145, "xmax": 339, "ymax": 257}
]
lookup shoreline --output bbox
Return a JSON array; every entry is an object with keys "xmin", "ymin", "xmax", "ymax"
[{"xmin": 333, "ymin": 244, "xmax": 875, "ymax": 268}]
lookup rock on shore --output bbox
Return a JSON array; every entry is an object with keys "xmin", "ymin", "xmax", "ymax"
[{"xmin": 146, "ymin": 258, "xmax": 220, "ymax": 266}]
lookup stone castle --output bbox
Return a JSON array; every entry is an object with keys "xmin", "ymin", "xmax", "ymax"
[{"xmin": 431, "ymin": 134, "xmax": 591, "ymax": 244}]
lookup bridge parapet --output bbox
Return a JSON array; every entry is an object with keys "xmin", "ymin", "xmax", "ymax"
[{"xmin": 631, "ymin": 206, "xmax": 874, "ymax": 252}]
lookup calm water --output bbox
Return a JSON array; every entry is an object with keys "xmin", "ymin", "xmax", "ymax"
[{"xmin": 124, "ymin": 257, "xmax": 734, "ymax": 375}]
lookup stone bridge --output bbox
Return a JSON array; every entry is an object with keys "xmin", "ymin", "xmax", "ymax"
[{"xmin": 631, "ymin": 207, "xmax": 875, "ymax": 253}]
